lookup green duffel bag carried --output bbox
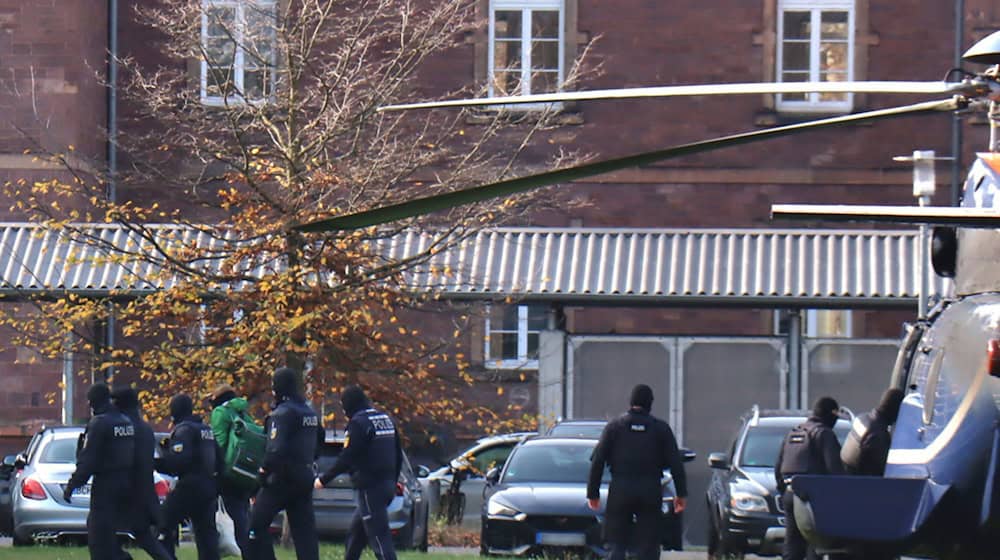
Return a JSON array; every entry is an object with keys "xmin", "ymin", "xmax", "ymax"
[{"xmin": 223, "ymin": 414, "xmax": 267, "ymax": 491}]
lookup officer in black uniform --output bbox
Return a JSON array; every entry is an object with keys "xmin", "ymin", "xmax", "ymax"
[
  {"xmin": 775, "ymin": 396, "xmax": 845, "ymax": 560},
  {"xmin": 155, "ymin": 393, "xmax": 220, "ymax": 560},
  {"xmin": 110, "ymin": 387, "xmax": 173, "ymax": 560},
  {"xmin": 587, "ymin": 384, "xmax": 688, "ymax": 560},
  {"xmin": 64, "ymin": 383, "xmax": 136, "ymax": 560},
  {"xmin": 315, "ymin": 385, "xmax": 403, "ymax": 560},
  {"xmin": 247, "ymin": 367, "xmax": 320, "ymax": 560},
  {"xmin": 841, "ymin": 388, "xmax": 904, "ymax": 476}
]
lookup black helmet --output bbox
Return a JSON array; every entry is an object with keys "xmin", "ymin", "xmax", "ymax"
[
  {"xmin": 629, "ymin": 384, "xmax": 654, "ymax": 411},
  {"xmin": 341, "ymin": 385, "xmax": 369, "ymax": 417},
  {"xmin": 812, "ymin": 396, "xmax": 841, "ymax": 427},
  {"xmin": 87, "ymin": 383, "xmax": 111, "ymax": 411},
  {"xmin": 273, "ymin": 367, "xmax": 302, "ymax": 401},
  {"xmin": 169, "ymin": 394, "xmax": 194, "ymax": 422},
  {"xmin": 111, "ymin": 386, "xmax": 140, "ymax": 411}
]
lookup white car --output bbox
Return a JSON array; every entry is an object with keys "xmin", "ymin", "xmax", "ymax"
[{"xmin": 11, "ymin": 425, "xmax": 171, "ymax": 546}]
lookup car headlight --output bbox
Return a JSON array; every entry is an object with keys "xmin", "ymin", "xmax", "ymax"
[
  {"xmin": 487, "ymin": 499, "xmax": 525, "ymax": 519},
  {"xmin": 730, "ymin": 491, "xmax": 769, "ymax": 513}
]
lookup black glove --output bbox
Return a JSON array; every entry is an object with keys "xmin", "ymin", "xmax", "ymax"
[
  {"xmin": 63, "ymin": 485, "xmax": 74, "ymax": 503},
  {"xmin": 258, "ymin": 468, "xmax": 271, "ymax": 488}
]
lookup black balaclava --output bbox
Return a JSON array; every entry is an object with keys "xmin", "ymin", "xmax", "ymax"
[
  {"xmin": 88, "ymin": 383, "xmax": 112, "ymax": 415},
  {"xmin": 341, "ymin": 385, "xmax": 370, "ymax": 417},
  {"xmin": 273, "ymin": 367, "xmax": 302, "ymax": 403},
  {"xmin": 876, "ymin": 388, "xmax": 905, "ymax": 424},
  {"xmin": 111, "ymin": 386, "xmax": 140, "ymax": 413},
  {"xmin": 812, "ymin": 396, "xmax": 840, "ymax": 428},
  {"xmin": 169, "ymin": 394, "xmax": 194, "ymax": 423},
  {"xmin": 629, "ymin": 384, "xmax": 654, "ymax": 413}
]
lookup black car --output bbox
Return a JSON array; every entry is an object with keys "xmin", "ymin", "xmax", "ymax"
[
  {"xmin": 481, "ymin": 435, "xmax": 692, "ymax": 557},
  {"xmin": 705, "ymin": 406, "xmax": 850, "ymax": 559},
  {"xmin": 0, "ymin": 453, "xmax": 17, "ymax": 535}
]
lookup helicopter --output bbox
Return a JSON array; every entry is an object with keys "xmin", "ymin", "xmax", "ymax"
[{"xmin": 290, "ymin": 28, "xmax": 1000, "ymax": 559}]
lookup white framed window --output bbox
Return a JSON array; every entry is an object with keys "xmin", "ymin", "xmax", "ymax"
[
  {"xmin": 201, "ymin": 0, "xmax": 277, "ymax": 106},
  {"xmin": 776, "ymin": 0, "xmax": 854, "ymax": 113},
  {"xmin": 488, "ymin": 0, "xmax": 564, "ymax": 100},
  {"xmin": 774, "ymin": 309, "xmax": 853, "ymax": 338},
  {"xmin": 484, "ymin": 304, "xmax": 547, "ymax": 369}
]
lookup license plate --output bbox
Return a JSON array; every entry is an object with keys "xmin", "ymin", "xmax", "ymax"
[
  {"xmin": 73, "ymin": 485, "xmax": 91, "ymax": 497},
  {"xmin": 536, "ymin": 532, "xmax": 586, "ymax": 546}
]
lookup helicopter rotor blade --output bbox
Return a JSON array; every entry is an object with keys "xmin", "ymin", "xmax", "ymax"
[
  {"xmin": 294, "ymin": 97, "xmax": 961, "ymax": 232},
  {"xmin": 378, "ymin": 81, "xmax": 975, "ymax": 112},
  {"xmin": 772, "ymin": 204, "xmax": 1000, "ymax": 227}
]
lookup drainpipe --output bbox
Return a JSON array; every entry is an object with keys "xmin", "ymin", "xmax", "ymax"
[
  {"xmin": 951, "ymin": 0, "xmax": 964, "ymax": 206},
  {"xmin": 105, "ymin": 0, "xmax": 118, "ymax": 383},
  {"xmin": 787, "ymin": 310, "xmax": 802, "ymax": 409}
]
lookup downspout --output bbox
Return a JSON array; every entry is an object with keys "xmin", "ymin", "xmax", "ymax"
[{"xmin": 951, "ymin": 0, "xmax": 964, "ymax": 206}]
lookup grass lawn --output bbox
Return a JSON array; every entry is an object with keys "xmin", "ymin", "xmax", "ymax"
[{"xmin": 0, "ymin": 544, "xmax": 477, "ymax": 560}]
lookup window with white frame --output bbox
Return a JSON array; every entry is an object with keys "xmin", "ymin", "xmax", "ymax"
[
  {"xmin": 201, "ymin": 0, "xmax": 277, "ymax": 106},
  {"xmin": 488, "ymin": 0, "xmax": 564, "ymax": 98},
  {"xmin": 484, "ymin": 304, "xmax": 547, "ymax": 369},
  {"xmin": 776, "ymin": 0, "xmax": 854, "ymax": 113}
]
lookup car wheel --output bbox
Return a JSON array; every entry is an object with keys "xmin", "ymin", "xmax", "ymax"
[
  {"xmin": 397, "ymin": 514, "xmax": 416, "ymax": 550},
  {"xmin": 479, "ymin": 524, "xmax": 492, "ymax": 557},
  {"xmin": 418, "ymin": 514, "xmax": 429, "ymax": 552},
  {"xmin": 707, "ymin": 515, "xmax": 744, "ymax": 560},
  {"xmin": 11, "ymin": 532, "xmax": 32, "ymax": 547}
]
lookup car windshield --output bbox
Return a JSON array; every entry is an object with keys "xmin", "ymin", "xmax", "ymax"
[
  {"xmin": 547, "ymin": 423, "xmax": 605, "ymax": 438},
  {"xmin": 740, "ymin": 422, "xmax": 851, "ymax": 468},
  {"xmin": 39, "ymin": 437, "xmax": 78, "ymax": 464},
  {"xmin": 503, "ymin": 443, "xmax": 609, "ymax": 483}
]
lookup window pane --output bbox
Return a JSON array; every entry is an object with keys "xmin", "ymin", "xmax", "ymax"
[
  {"xmin": 782, "ymin": 42, "xmax": 809, "ymax": 72},
  {"xmin": 529, "ymin": 72, "xmax": 559, "ymax": 93},
  {"xmin": 493, "ymin": 40, "xmax": 522, "ymax": 71},
  {"xmin": 531, "ymin": 11, "xmax": 559, "ymax": 39},
  {"xmin": 206, "ymin": 65, "xmax": 234, "ymax": 97},
  {"xmin": 494, "ymin": 11, "xmax": 522, "ymax": 39},
  {"xmin": 244, "ymin": 69, "xmax": 269, "ymax": 98},
  {"xmin": 780, "ymin": 71, "xmax": 808, "ymax": 101},
  {"xmin": 531, "ymin": 40, "xmax": 559, "ymax": 70},
  {"xmin": 527, "ymin": 332, "xmax": 539, "ymax": 357},
  {"xmin": 206, "ymin": 6, "xmax": 236, "ymax": 37},
  {"xmin": 820, "ymin": 11, "xmax": 848, "ymax": 39},
  {"xmin": 527, "ymin": 307, "xmax": 547, "ymax": 331},
  {"xmin": 489, "ymin": 332, "xmax": 519, "ymax": 360},
  {"xmin": 782, "ymin": 11, "xmax": 810, "ymax": 40},
  {"xmin": 492, "ymin": 71, "xmax": 521, "ymax": 96},
  {"xmin": 820, "ymin": 42, "xmax": 847, "ymax": 74}
]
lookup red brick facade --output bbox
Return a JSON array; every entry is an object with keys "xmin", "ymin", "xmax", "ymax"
[{"xmin": 0, "ymin": 0, "xmax": 996, "ymax": 433}]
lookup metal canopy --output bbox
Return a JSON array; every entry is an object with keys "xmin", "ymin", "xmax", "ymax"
[{"xmin": 0, "ymin": 224, "xmax": 946, "ymax": 308}]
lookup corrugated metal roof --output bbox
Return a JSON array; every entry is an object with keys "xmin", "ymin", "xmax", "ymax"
[
  {"xmin": 388, "ymin": 227, "xmax": 949, "ymax": 307},
  {"xmin": 0, "ymin": 224, "xmax": 947, "ymax": 307}
]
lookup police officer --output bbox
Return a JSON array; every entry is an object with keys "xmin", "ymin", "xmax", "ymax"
[
  {"xmin": 110, "ymin": 386, "xmax": 173, "ymax": 560},
  {"xmin": 64, "ymin": 383, "xmax": 136, "ymax": 560},
  {"xmin": 315, "ymin": 385, "xmax": 403, "ymax": 560},
  {"xmin": 247, "ymin": 367, "xmax": 320, "ymax": 560},
  {"xmin": 841, "ymin": 388, "xmax": 905, "ymax": 476},
  {"xmin": 775, "ymin": 396, "xmax": 845, "ymax": 560},
  {"xmin": 155, "ymin": 393, "xmax": 220, "ymax": 560},
  {"xmin": 587, "ymin": 384, "xmax": 688, "ymax": 560}
]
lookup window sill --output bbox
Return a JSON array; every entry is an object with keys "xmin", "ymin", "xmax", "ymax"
[
  {"xmin": 484, "ymin": 359, "xmax": 539, "ymax": 371},
  {"xmin": 465, "ymin": 103, "xmax": 584, "ymax": 126},
  {"xmin": 754, "ymin": 108, "xmax": 872, "ymax": 127}
]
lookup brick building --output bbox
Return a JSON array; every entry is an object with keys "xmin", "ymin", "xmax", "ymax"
[{"xmin": 0, "ymin": 0, "xmax": 995, "ymax": 466}]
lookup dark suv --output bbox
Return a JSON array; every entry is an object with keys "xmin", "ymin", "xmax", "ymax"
[{"xmin": 705, "ymin": 407, "xmax": 850, "ymax": 559}]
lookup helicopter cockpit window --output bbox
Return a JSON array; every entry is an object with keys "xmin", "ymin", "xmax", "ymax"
[
  {"xmin": 488, "ymin": 0, "xmax": 564, "ymax": 100},
  {"xmin": 775, "ymin": 0, "xmax": 855, "ymax": 114}
]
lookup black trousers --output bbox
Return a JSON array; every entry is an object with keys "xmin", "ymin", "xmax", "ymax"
[
  {"xmin": 604, "ymin": 478, "xmax": 662, "ymax": 560},
  {"xmin": 220, "ymin": 480, "xmax": 255, "ymax": 557},
  {"xmin": 246, "ymin": 469, "xmax": 318, "ymax": 560},
  {"xmin": 161, "ymin": 475, "xmax": 220, "ymax": 560},
  {"xmin": 87, "ymin": 474, "xmax": 132, "ymax": 560},
  {"xmin": 345, "ymin": 481, "xmax": 398, "ymax": 560},
  {"xmin": 782, "ymin": 489, "xmax": 818, "ymax": 560}
]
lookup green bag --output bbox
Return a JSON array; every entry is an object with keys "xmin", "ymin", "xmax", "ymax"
[{"xmin": 222, "ymin": 414, "xmax": 267, "ymax": 491}]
